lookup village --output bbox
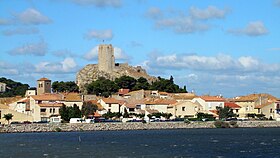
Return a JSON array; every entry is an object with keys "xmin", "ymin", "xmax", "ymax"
[{"xmin": 0, "ymin": 44, "xmax": 280, "ymax": 125}]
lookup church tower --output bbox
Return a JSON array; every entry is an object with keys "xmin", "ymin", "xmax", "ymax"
[
  {"xmin": 98, "ymin": 44, "xmax": 115, "ymax": 72},
  {"xmin": 37, "ymin": 78, "xmax": 51, "ymax": 95}
]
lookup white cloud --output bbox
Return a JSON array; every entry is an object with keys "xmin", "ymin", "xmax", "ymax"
[
  {"xmin": 52, "ymin": 50, "xmax": 76, "ymax": 58},
  {"xmin": 238, "ymin": 56, "xmax": 259, "ymax": 70},
  {"xmin": 146, "ymin": 5, "xmax": 228, "ymax": 34},
  {"xmin": 2, "ymin": 27, "xmax": 39, "ymax": 36},
  {"xmin": 14, "ymin": 8, "xmax": 52, "ymax": 25},
  {"xmin": 84, "ymin": 29, "xmax": 113, "ymax": 41},
  {"xmin": 83, "ymin": 46, "xmax": 129, "ymax": 61},
  {"xmin": 72, "ymin": 0, "xmax": 122, "ymax": 7},
  {"xmin": 189, "ymin": 6, "xmax": 229, "ymax": 20},
  {"xmin": 35, "ymin": 57, "xmax": 78, "ymax": 73},
  {"xmin": 228, "ymin": 21, "xmax": 268, "ymax": 36},
  {"xmin": 145, "ymin": 7, "xmax": 163, "ymax": 19},
  {"xmin": 0, "ymin": 61, "xmax": 19, "ymax": 75},
  {"xmin": 8, "ymin": 41, "xmax": 48, "ymax": 56}
]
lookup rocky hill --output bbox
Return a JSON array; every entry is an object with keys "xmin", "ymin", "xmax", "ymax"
[{"xmin": 76, "ymin": 63, "xmax": 157, "ymax": 92}]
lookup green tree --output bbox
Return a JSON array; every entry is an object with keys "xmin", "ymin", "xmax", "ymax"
[
  {"xmin": 133, "ymin": 77, "xmax": 150, "ymax": 90},
  {"xmin": 59, "ymin": 104, "xmax": 70, "ymax": 121},
  {"xmin": 123, "ymin": 108, "xmax": 129, "ymax": 118},
  {"xmin": 52, "ymin": 81, "xmax": 79, "ymax": 93},
  {"xmin": 0, "ymin": 77, "xmax": 29, "ymax": 97},
  {"xmin": 216, "ymin": 106, "xmax": 236, "ymax": 120},
  {"xmin": 81, "ymin": 101, "xmax": 98, "ymax": 118},
  {"xmin": 86, "ymin": 77, "xmax": 118, "ymax": 97},
  {"xmin": 3, "ymin": 113, "xmax": 13, "ymax": 124},
  {"xmin": 150, "ymin": 76, "xmax": 187, "ymax": 93},
  {"xmin": 115, "ymin": 76, "xmax": 137, "ymax": 90},
  {"xmin": 68, "ymin": 104, "xmax": 81, "ymax": 118}
]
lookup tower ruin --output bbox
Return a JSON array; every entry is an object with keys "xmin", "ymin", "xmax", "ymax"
[{"xmin": 98, "ymin": 44, "xmax": 115, "ymax": 72}]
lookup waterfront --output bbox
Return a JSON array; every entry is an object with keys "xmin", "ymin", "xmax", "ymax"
[{"xmin": 1, "ymin": 128, "xmax": 280, "ymax": 158}]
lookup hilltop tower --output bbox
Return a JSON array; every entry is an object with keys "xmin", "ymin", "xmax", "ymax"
[
  {"xmin": 98, "ymin": 44, "xmax": 115, "ymax": 72},
  {"xmin": 37, "ymin": 78, "xmax": 51, "ymax": 95}
]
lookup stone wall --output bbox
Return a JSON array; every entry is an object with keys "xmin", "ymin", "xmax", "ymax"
[{"xmin": 1, "ymin": 121, "xmax": 280, "ymax": 133}]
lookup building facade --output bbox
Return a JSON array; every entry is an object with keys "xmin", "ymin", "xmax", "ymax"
[
  {"xmin": 37, "ymin": 78, "xmax": 51, "ymax": 95},
  {"xmin": 98, "ymin": 44, "xmax": 115, "ymax": 72}
]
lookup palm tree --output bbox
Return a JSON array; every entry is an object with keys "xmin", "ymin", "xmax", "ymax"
[{"xmin": 3, "ymin": 113, "xmax": 13, "ymax": 124}]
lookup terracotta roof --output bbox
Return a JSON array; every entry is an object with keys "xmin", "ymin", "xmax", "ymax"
[
  {"xmin": 94, "ymin": 112, "xmax": 101, "ymax": 117},
  {"xmin": 144, "ymin": 98, "xmax": 177, "ymax": 105},
  {"xmin": 234, "ymin": 93, "xmax": 278, "ymax": 102},
  {"xmin": 62, "ymin": 93, "xmax": 82, "ymax": 102},
  {"xmin": 17, "ymin": 98, "xmax": 29, "ymax": 103},
  {"xmin": 123, "ymin": 102, "xmax": 136, "ymax": 108},
  {"xmin": 88, "ymin": 100, "xmax": 104, "ymax": 110},
  {"xmin": 101, "ymin": 98, "xmax": 121, "ymax": 104},
  {"xmin": 170, "ymin": 93, "xmax": 196, "ymax": 100},
  {"xmin": 0, "ymin": 104, "xmax": 9, "ymax": 109},
  {"xmin": 225, "ymin": 102, "xmax": 241, "ymax": 109},
  {"xmin": 31, "ymin": 93, "xmax": 64, "ymax": 101},
  {"xmin": 159, "ymin": 92, "xmax": 169, "ymax": 95},
  {"xmin": 146, "ymin": 109, "xmax": 159, "ymax": 114},
  {"xmin": 38, "ymin": 103, "xmax": 64, "ymax": 107},
  {"xmin": 118, "ymin": 89, "xmax": 130, "ymax": 95},
  {"xmin": 200, "ymin": 96, "xmax": 225, "ymax": 102},
  {"xmin": 255, "ymin": 102, "xmax": 274, "ymax": 109},
  {"xmin": 37, "ymin": 77, "xmax": 51, "ymax": 81}
]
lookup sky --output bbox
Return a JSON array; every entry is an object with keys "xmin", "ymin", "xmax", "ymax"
[{"xmin": 0, "ymin": 0, "xmax": 280, "ymax": 98}]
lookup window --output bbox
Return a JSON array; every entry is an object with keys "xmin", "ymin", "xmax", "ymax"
[
  {"xmin": 53, "ymin": 108, "xmax": 55, "ymax": 113},
  {"xmin": 270, "ymin": 108, "xmax": 273, "ymax": 113},
  {"xmin": 182, "ymin": 107, "xmax": 185, "ymax": 111},
  {"xmin": 40, "ymin": 108, "xmax": 46, "ymax": 113},
  {"xmin": 236, "ymin": 109, "xmax": 239, "ymax": 113},
  {"xmin": 108, "ymin": 104, "xmax": 111, "ymax": 107},
  {"xmin": 50, "ymin": 109, "xmax": 52, "ymax": 113}
]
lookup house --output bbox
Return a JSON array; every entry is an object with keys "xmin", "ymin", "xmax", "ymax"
[
  {"xmin": 159, "ymin": 92, "xmax": 169, "ymax": 99},
  {"xmin": 233, "ymin": 93, "xmax": 277, "ymax": 118},
  {"xmin": 98, "ymin": 98, "xmax": 123, "ymax": 113},
  {"xmin": 255, "ymin": 100, "xmax": 280, "ymax": 120},
  {"xmin": 0, "ymin": 82, "xmax": 7, "ymax": 93},
  {"xmin": 192, "ymin": 96, "xmax": 225, "ymax": 112},
  {"xmin": 167, "ymin": 101, "xmax": 202, "ymax": 119},
  {"xmin": 0, "ymin": 103, "xmax": 33, "ymax": 124},
  {"xmin": 224, "ymin": 102, "xmax": 241, "ymax": 116},
  {"xmin": 29, "ymin": 93, "xmax": 64, "ymax": 121},
  {"xmin": 25, "ymin": 90, "xmax": 36, "ymax": 96},
  {"xmin": 145, "ymin": 98, "xmax": 177, "ymax": 113},
  {"xmin": 62, "ymin": 92, "xmax": 83, "ymax": 109}
]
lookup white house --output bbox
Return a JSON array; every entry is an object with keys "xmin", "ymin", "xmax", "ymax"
[{"xmin": 192, "ymin": 96, "xmax": 225, "ymax": 112}]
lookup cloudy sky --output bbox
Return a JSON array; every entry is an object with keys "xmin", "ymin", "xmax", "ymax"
[{"xmin": 1, "ymin": 0, "xmax": 280, "ymax": 98}]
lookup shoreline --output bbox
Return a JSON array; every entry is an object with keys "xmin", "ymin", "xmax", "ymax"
[{"xmin": 1, "ymin": 121, "xmax": 280, "ymax": 133}]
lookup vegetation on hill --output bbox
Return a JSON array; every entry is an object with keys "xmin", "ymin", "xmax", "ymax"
[
  {"xmin": 0, "ymin": 77, "xmax": 29, "ymax": 97},
  {"xmin": 85, "ymin": 75, "xmax": 187, "ymax": 97},
  {"xmin": 52, "ymin": 81, "xmax": 79, "ymax": 93}
]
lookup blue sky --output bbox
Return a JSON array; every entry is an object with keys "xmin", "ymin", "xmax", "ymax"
[{"xmin": 1, "ymin": 0, "xmax": 280, "ymax": 98}]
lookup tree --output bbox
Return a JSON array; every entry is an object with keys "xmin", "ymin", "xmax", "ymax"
[
  {"xmin": 81, "ymin": 101, "xmax": 98, "ymax": 118},
  {"xmin": 133, "ymin": 77, "xmax": 150, "ymax": 90},
  {"xmin": 0, "ymin": 77, "xmax": 29, "ymax": 97},
  {"xmin": 216, "ymin": 106, "xmax": 236, "ymax": 120},
  {"xmin": 123, "ymin": 108, "xmax": 129, "ymax": 118},
  {"xmin": 3, "ymin": 113, "xmax": 13, "ymax": 124},
  {"xmin": 150, "ymin": 76, "xmax": 187, "ymax": 93},
  {"xmin": 59, "ymin": 104, "xmax": 69, "ymax": 122},
  {"xmin": 69, "ymin": 104, "xmax": 81, "ymax": 118},
  {"xmin": 86, "ymin": 77, "xmax": 118, "ymax": 97},
  {"xmin": 115, "ymin": 76, "xmax": 137, "ymax": 90},
  {"xmin": 52, "ymin": 81, "xmax": 79, "ymax": 93}
]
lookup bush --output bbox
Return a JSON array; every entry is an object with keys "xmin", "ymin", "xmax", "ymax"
[
  {"xmin": 229, "ymin": 121, "xmax": 237, "ymax": 126},
  {"xmin": 55, "ymin": 127, "xmax": 62, "ymax": 132},
  {"xmin": 214, "ymin": 120, "xmax": 230, "ymax": 128},
  {"xmin": 184, "ymin": 119, "xmax": 190, "ymax": 124}
]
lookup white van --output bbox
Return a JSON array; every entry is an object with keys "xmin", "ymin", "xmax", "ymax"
[{"xmin": 69, "ymin": 118, "xmax": 84, "ymax": 123}]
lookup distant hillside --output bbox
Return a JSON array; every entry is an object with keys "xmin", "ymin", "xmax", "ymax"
[{"xmin": 0, "ymin": 77, "xmax": 29, "ymax": 98}]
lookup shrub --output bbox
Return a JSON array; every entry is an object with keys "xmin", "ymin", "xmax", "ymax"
[
  {"xmin": 229, "ymin": 121, "xmax": 237, "ymax": 126},
  {"xmin": 184, "ymin": 119, "xmax": 190, "ymax": 124},
  {"xmin": 214, "ymin": 120, "xmax": 230, "ymax": 128},
  {"xmin": 55, "ymin": 127, "xmax": 62, "ymax": 132}
]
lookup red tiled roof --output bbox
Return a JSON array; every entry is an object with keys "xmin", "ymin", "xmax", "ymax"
[
  {"xmin": 118, "ymin": 89, "xmax": 130, "ymax": 95},
  {"xmin": 225, "ymin": 102, "xmax": 241, "ymax": 109},
  {"xmin": 102, "ymin": 98, "xmax": 120, "ymax": 104},
  {"xmin": 144, "ymin": 98, "xmax": 177, "ymax": 105},
  {"xmin": 31, "ymin": 93, "xmax": 64, "ymax": 101},
  {"xmin": 159, "ymin": 92, "xmax": 169, "ymax": 95},
  {"xmin": 200, "ymin": 96, "xmax": 225, "ymax": 102},
  {"xmin": 62, "ymin": 92, "xmax": 82, "ymax": 102},
  {"xmin": 37, "ymin": 77, "xmax": 51, "ymax": 81},
  {"xmin": 38, "ymin": 103, "xmax": 64, "ymax": 107}
]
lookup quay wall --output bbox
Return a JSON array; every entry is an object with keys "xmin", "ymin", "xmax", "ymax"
[{"xmin": 1, "ymin": 121, "xmax": 280, "ymax": 133}]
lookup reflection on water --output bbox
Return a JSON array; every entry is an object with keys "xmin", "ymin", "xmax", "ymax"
[{"xmin": 1, "ymin": 128, "xmax": 280, "ymax": 158}]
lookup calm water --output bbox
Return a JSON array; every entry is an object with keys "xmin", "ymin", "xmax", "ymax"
[{"xmin": 0, "ymin": 128, "xmax": 280, "ymax": 158}]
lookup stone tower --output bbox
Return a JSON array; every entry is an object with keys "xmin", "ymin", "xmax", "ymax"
[
  {"xmin": 37, "ymin": 78, "xmax": 51, "ymax": 95},
  {"xmin": 98, "ymin": 44, "xmax": 115, "ymax": 72}
]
